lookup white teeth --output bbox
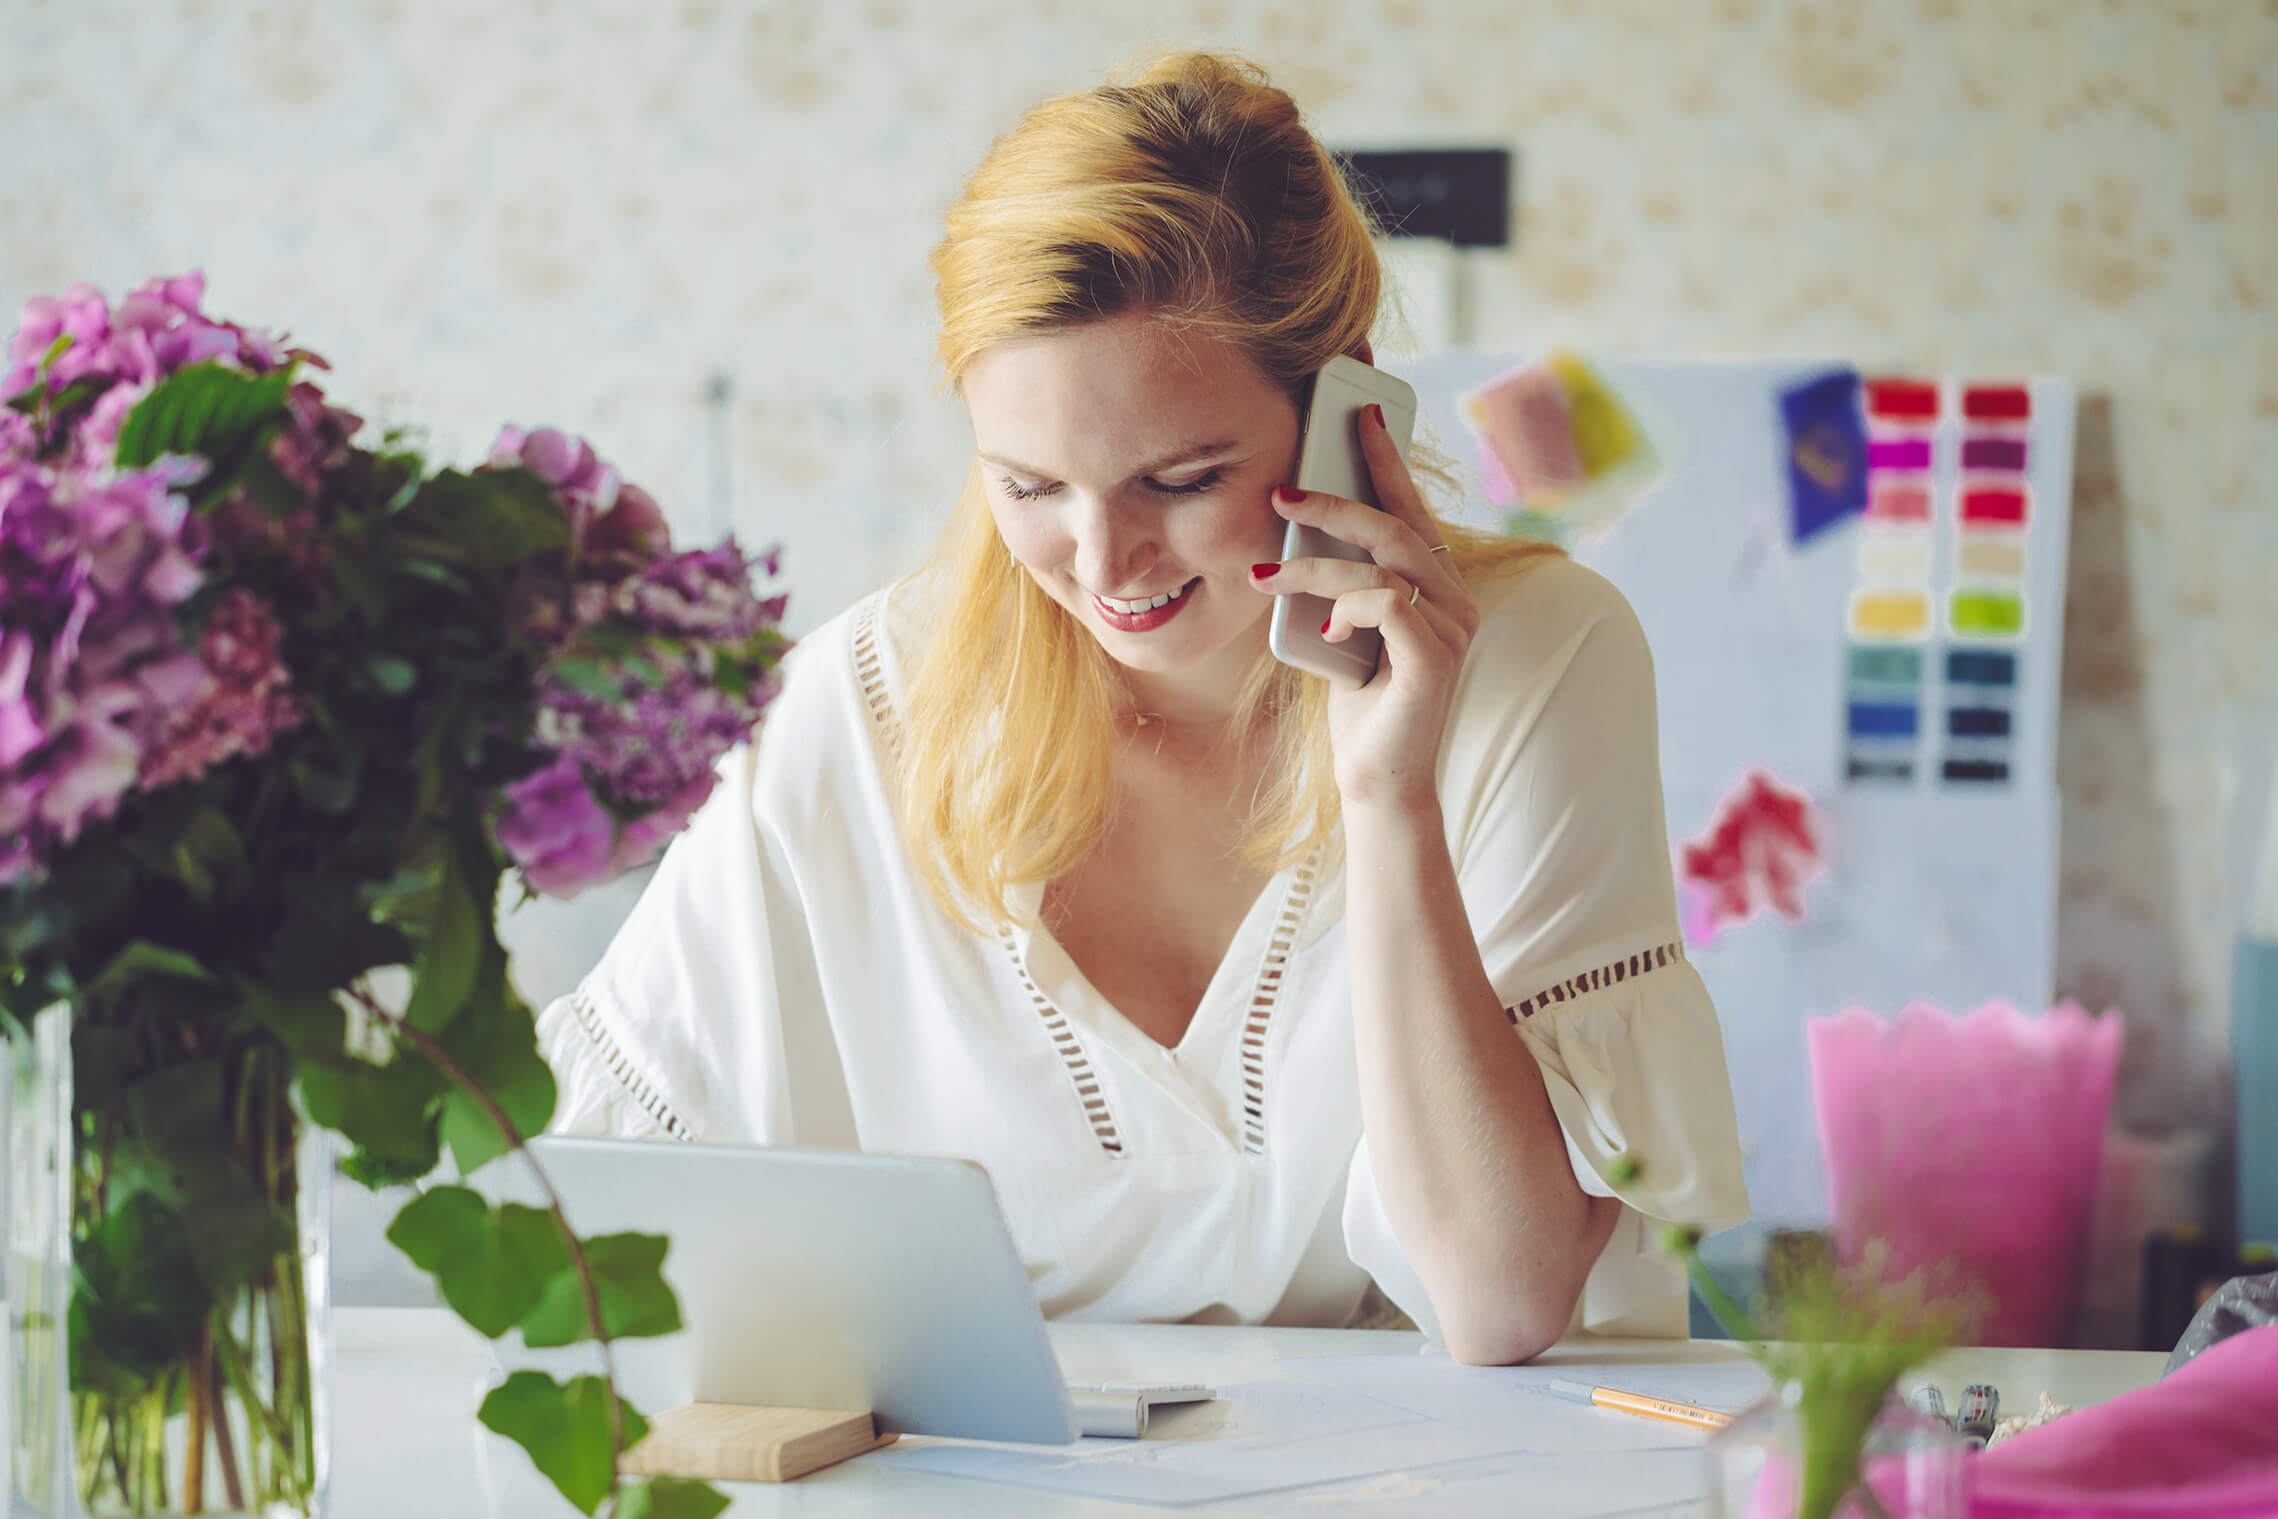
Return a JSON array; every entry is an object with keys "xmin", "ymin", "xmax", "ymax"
[{"xmin": 1098, "ymin": 580, "xmax": 1193, "ymax": 616}]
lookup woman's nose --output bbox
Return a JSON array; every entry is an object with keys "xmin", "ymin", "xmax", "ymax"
[{"xmin": 1070, "ymin": 498, "xmax": 1154, "ymax": 593}]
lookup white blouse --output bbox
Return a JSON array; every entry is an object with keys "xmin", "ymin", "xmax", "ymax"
[{"xmin": 535, "ymin": 557, "xmax": 1750, "ymax": 1340}]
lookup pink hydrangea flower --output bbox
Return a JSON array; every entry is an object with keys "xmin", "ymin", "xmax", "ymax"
[
  {"xmin": 0, "ymin": 455, "xmax": 213, "ymax": 880},
  {"xmin": 139, "ymin": 588, "xmax": 303, "ymax": 792}
]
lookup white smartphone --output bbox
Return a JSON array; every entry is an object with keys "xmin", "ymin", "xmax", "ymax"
[{"xmin": 1266, "ymin": 353, "xmax": 1420, "ymax": 687}]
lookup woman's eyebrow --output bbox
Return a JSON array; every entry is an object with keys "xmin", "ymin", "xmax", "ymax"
[{"xmin": 979, "ymin": 440, "xmax": 1245, "ymax": 480}]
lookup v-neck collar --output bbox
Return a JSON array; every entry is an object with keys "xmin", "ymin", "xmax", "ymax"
[{"xmin": 1002, "ymin": 854, "xmax": 1320, "ymax": 1151}]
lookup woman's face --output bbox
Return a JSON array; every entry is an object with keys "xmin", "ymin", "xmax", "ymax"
[{"xmin": 961, "ymin": 313, "xmax": 1300, "ymax": 697}]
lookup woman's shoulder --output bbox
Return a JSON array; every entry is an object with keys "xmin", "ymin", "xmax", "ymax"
[
  {"xmin": 763, "ymin": 575, "xmax": 937, "ymax": 719},
  {"xmin": 743, "ymin": 580, "xmax": 929, "ymax": 804},
  {"xmin": 1465, "ymin": 552, "xmax": 1651, "ymax": 680}
]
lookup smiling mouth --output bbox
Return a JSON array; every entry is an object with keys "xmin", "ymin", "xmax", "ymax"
[{"xmin": 1093, "ymin": 578, "xmax": 1199, "ymax": 616}]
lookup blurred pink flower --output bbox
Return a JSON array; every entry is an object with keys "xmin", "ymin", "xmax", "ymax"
[{"xmin": 139, "ymin": 589, "xmax": 303, "ymax": 792}]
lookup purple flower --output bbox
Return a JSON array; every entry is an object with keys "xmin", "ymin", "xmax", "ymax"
[
  {"xmin": 611, "ymin": 545, "xmax": 781, "ymax": 642},
  {"xmin": 488, "ymin": 426, "xmax": 669, "ymax": 572},
  {"xmin": 138, "ymin": 588, "xmax": 303, "ymax": 792},
  {"xmin": 477, "ymin": 424, "xmax": 788, "ymax": 898},
  {"xmin": 0, "ymin": 454, "xmax": 215, "ymax": 880},
  {"xmin": 3, "ymin": 273, "xmax": 327, "ymax": 478},
  {"xmin": 494, "ymin": 755, "xmax": 618, "ymax": 898}
]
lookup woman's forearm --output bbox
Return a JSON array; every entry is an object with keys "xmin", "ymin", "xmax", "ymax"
[{"xmin": 1342, "ymin": 796, "xmax": 1619, "ymax": 1363}]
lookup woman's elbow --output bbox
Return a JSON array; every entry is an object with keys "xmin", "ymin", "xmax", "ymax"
[{"xmin": 1441, "ymin": 1311, "xmax": 1566, "ymax": 1366}]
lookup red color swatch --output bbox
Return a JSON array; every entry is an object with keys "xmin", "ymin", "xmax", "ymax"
[
  {"xmin": 1963, "ymin": 385, "xmax": 2032, "ymax": 422},
  {"xmin": 1961, "ymin": 485, "xmax": 2030, "ymax": 527},
  {"xmin": 1865, "ymin": 379, "xmax": 1941, "ymax": 423}
]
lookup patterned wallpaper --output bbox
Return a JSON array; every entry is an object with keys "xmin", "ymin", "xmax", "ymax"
[{"xmin": 3, "ymin": 0, "xmax": 2272, "ymax": 1139}]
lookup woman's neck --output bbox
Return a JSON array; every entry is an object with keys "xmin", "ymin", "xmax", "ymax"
[{"xmin": 1113, "ymin": 623, "xmax": 1268, "ymax": 736}]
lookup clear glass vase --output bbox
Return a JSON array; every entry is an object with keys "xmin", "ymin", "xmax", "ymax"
[
  {"xmin": 1706, "ymin": 1380, "xmax": 1970, "ymax": 1519},
  {"xmin": 7, "ymin": 1003, "xmax": 331, "ymax": 1518}
]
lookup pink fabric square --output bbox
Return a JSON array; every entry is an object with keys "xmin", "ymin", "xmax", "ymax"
[{"xmin": 1972, "ymin": 1323, "xmax": 2278, "ymax": 1515}]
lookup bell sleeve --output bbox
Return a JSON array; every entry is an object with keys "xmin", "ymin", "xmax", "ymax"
[{"xmin": 1342, "ymin": 559, "xmax": 1751, "ymax": 1339}]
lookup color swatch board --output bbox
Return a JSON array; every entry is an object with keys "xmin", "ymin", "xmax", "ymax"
[{"xmin": 1402, "ymin": 355, "xmax": 2076, "ymax": 1225}]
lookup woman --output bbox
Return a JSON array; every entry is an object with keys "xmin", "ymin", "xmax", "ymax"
[{"xmin": 537, "ymin": 52, "xmax": 1748, "ymax": 1364}]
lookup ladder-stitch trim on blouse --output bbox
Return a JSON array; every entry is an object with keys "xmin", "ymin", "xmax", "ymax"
[
  {"xmin": 851, "ymin": 598, "xmax": 902, "ymax": 764},
  {"xmin": 999, "ymin": 925, "xmax": 1125, "ymax": 1155},
  {"xmin": 857, "ymin": 597, "xmax": 1124, "ymax": 1155},
  {"xmin": 565, "ymin": 988, "xmax": 696, "ymax": 1142},
  {"xmin": 1239, "ymin": 857, "xmax": 1319, "ymax": 1155},
  {"xmin": 1506, "ymin": 941, "xmax": 1687, "ymax": 1023}
]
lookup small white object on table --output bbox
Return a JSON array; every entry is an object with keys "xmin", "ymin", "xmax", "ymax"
[{"xmin": 333, "ymin": 1308, "xmax": 2165, "ymax": 1518}]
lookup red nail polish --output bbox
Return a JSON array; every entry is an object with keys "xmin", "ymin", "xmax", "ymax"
[
  {"xmin": 1250, "ymin": 562, "xmax": 1280, "ymax": 579},
  {"xmin": 1368, "ymin": 403, "xmax": 1384, "ymax": 429},
  {"xmin": 1321, "ymin": 617, "xmax": 1333, "ymax": 636},
  {"xmin": 1274, "ymin": 485, "xmax": 1303, "ymax": 506}
]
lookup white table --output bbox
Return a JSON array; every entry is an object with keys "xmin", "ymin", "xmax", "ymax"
[{"xmin": 331, "ymin": 1308, "xmax": 2166, "ymax": 1518}]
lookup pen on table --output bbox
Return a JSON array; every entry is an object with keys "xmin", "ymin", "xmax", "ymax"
[{"xmin": 1548, "ymin": 1378, "xmax": 1735, "ymax": 1431}]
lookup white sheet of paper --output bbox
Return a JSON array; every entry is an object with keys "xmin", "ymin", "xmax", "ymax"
[
  {"xmin": 869, "ymin": 1355, "xmax": 1760, "ymax": 1509},
  {"xmin": 1282, "ymin": 1446, "xmax": 1709, "ymax": 1517},
  {"xmin": 1283, "ymin": 1352, "xmax": 1771, "ymax": 1447}
]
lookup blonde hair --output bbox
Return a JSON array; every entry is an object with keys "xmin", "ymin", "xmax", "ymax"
[{"xmin": 904, "ymin": 51, "xmax": 1558, "ymax": 928}]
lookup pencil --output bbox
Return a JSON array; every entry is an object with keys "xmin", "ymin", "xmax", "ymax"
[{"xmin": 1547, "ymin": 1378, "xmax": 1735, "ymax": 1431}]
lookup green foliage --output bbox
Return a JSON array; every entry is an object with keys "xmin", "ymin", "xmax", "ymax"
[
  {"xmin": 404, "ymin": 469, "xmax": 571, "ymax": 566},
  {"xmin": 1, "ymin": 353, "xmax": 738, "ymax": 1514},
  {"xmin": 479, "ymin": 1372, "xmax": 649, "ymax": 1517},
  {"xmin": 613, "ymin": 1477, "xmax": 734, "ymax": 1519},
  {"xmin": 298, "ymin": 1049, "xmax": 448, "ymax": 1187},
  {"xmin": 68, "ymin": 1193, "xmax": 210, "ymax": 1393},
  {"xmin": 518, "ymin": 1232, "xmax": 682, "ymax": 1348},
  {"xmin": 386, "ymin": 1186, "xmax": 569, "ymax": 1338},
  {"xmin": 1660, "ymin": 1202, "xmax": 1967, "ymax": 1519},
  {"xmin": 113, "ymin": 362, "xmax": 293, "ymax": 472},
  {"xmin": 401, "ymin": 843, "xmax": 484, "ymax": 1034}
]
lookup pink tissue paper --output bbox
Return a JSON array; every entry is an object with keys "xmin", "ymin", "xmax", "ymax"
[{"xmin": 1808, "ymin": 1002, "xmax": 2124, "ymax": 1347}]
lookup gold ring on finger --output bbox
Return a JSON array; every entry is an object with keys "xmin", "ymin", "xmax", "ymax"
[
  {"xmin": 1430, "ymin": 543, "xmax": 1452, "ymax": 555},
  {"xmin": 1407, "ymin": 583, "xmax": 1421, "ymax": 608}
]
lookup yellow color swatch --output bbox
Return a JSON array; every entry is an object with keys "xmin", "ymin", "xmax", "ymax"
[
  {"xmin": 1546, "ymin": 351, "xmax": 1648, "ymax": 481},
  {"xmin": 1849, "ymin": 590, "xmax": 1931, "ymax": 640}
]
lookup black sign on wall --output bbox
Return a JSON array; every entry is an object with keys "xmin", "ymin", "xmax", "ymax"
[{"xmin": 1335, "ymin": 148, "xmax": 1513, "ymax": 249}]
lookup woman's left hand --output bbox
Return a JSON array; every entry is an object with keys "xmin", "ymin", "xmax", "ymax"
[{"xmin": 1251, "ymin": 404, "xmax": 1479, "ymax": 813}]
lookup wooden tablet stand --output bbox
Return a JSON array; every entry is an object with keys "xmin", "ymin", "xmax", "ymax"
[{"xmin": 619, "ymin": 1404, "xmax": 897, "ymax": 1483}]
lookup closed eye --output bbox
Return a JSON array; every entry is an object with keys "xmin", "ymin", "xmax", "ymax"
[
  {"xmin": 997, "ymin": 466, "xmax": 1227, "ymax": 502},
  {"xmin": 1146, "ymin": 467, "xmax": 1224, "ymax": 497}
]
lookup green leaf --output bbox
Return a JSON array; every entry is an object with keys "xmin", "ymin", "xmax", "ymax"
[
  {"xmin": 297, "ymin": 1050, "xmax": 446, "ymax": 1184},
  {"xmin": 613, "ymin": 1477, "xmax": 730, "ymax": 1519},
  {"xmin": 170, "ymin": 805, "xmax": 249, "ymax": 905},
  {"xmin": 288, "ymin": 741, "xmax": 364, "ymax": 814},
  {"xmin": 117, "ymin": 1060, "xmax": 296, "ymax": 1297},
  {"xmin": 385, "ymin": 1185, "xmax": 568, "ymax": 1338},
  {"xmin": 366, "ymin": 653, "xmax": 419, "ymax": 695},
  {"xmin": 518, "ymin": 1232, "xmax": 681, "ymax": 1347},
  {"xmin": 236, "ymin": 979, "xmax": 348, "ymax": 1060},
  {"xmin": 478, "ymin": 1371, "xmax": 648, "ymax": 1517},
  {"xmin": 401, "ymin": 846, "xmax": 482, "ymax": 1035},
  {"xmin": 329, "ymin": 550, "xmax": 388, "ymax": 626},
  {"xmin": 81, "ymin": 939, "xmax": 216, "ymax": 996},
  {"xmin": 263, "ymin": 874, "xmax": 412, "ymax": 997},
  {"xmin": 435, "ymin": 949, "xmax": 556, "ymax": 1177},
  {"xmin": 548, "ymin": 657, "xmax": 621, "ymax": 701},
  {"xmin": 412, "ymin": 469, "xmax": 570, "ymax": 567},
  {"xmin": 70, "ymin": 1191, "xmax": 212, "ymax": 1389},
  {"xmin": 113, "ymin": 362, "xmax": 293, "ymax": 470}
]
